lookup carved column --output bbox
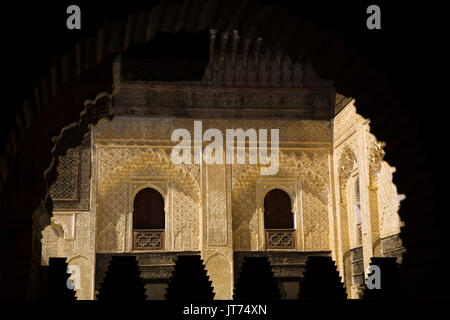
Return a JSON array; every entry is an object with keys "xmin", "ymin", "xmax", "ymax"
[
  {"xmin": 201, "ymin": 162, "xmax": 234, "ymax": 299},
  {"xmin": 367, "ymin": 141, "xmax": 385, "ymax": 257},
  {"xmin": 338, "ymin": 146, "xmax": 356, "ymax": 298}
]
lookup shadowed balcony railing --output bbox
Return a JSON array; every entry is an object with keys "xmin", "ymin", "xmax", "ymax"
[
  {"xmin": 133, "ymin": 229, "xmax": 164, "ymax": 250},
  {"xmin": 265, "ymin": 229, "xmax": 296, "ymax": 249}
]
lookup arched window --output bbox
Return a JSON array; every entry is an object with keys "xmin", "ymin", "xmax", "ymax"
[
  {"xmin": 354, "ymin": 177, "xmax": 362, "ymax": 246},
  {"xmin": 264, "ymin": 189, "xmax": 294, "ymax": 229},
  {"xmin": 264, "ymin": 189, "xmax": 296, "ymax": 249},
  {"xmin": 132, "ymin": 188, "xmax": 165, "ymax": 250}
]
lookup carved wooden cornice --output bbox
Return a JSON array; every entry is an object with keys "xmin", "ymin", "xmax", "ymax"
[{"xmin": 112, "ymin": 83, "xmax": 334, "ymax": 120}]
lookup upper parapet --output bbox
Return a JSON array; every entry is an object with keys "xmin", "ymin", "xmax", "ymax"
[
  {"xmin": 202, "ymin": 30, "xmax": 333, "ymax": 88},
  {"xmin": 115, "ymin": 30, "xmax": 336, "ymax": 120}
]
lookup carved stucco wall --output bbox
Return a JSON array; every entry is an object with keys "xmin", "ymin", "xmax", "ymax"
[
  {"xmin": 41, "ymin": 134, "xmax": 96, "ymax": 300},
  {"xmin": 333, "ymin": 100, "xmax": 403, "ymax": 298},
  {"xmin": 41, "ymin": 105, "xmax": 402, "ymax": 300},
  {"xmin": 334, "ymin": 102, "xmax": 402, "ymax": 245},
  {"xmin": 93, "ymin": 116, "xmax": 333, "ymax": 299},
  {"xmin": 377, "ymin": 162, "xmax": 402, "ymax": 238},
  {"xmin": 94, "ymin": 146, "xmax": 201, "ymax": 253},
  {"xmin": 41, "ymin": 212, "xmax": 96, "ymax": 300},
  {"xmin": 40, "ymin": 211, "xmax": 96, "ymax": 300},
  {"xmin": 49, "ymin": 137, "xmax": 91, "ymax": 210},
  {"xmin": 231, "ymin": 150, "xmax": 331, "ymax": 252}
]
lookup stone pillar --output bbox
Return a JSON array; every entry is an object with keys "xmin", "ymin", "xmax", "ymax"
[
  {"xmin": 368, "ymin": 180, "xmax": 382, "ymax": 256},
  {"xmin": 338, "ymin": 183, "xmax": 352, "ymax": 298},
  {"xmin": 201, "ymin": 163, "xmax": 234, "ymax": 299},
  {"xmin": 368, "ymin": 141, "xmax": 385, "ymax": 257},
  {"xmin": 337, "ymin": 146, "xmax": 357, "ymax": 298}
]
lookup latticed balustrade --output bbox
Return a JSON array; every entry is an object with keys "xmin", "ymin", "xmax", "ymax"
[
  {"xmin": 265, "ymin": 229, "xmax": 296, "ymax": 249},
  {"xmin": 133, "ymin": 229, "xmax": 164, "ymax": 250}
]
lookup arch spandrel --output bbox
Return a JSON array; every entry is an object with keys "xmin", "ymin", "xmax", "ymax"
[
  {"xmin": 95, "ymin": 146, "xmax": 201, "ymax": 253},
  {"xmin": 231, "ymin": 150, "xmax": 331, "ymax": 251}
]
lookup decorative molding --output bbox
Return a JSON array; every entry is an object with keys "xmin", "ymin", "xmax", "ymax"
[
  {"xmin": 368, "ymin": 140, "xmax": 386, "ymax": 184},
  {"xmin": 232, "ymin": 150, "xmax": 330, "ymax": 252},
  {"xmin": 338, "ymin": 145, "xmax": 357, "ymax": 190},
  {"xmin": 113, "ymin": 84, "xmax": 334, "ymax": 120},
  {"xmin": 50, "ymin": 135, "xmax": 92, "ymax": 211},
  {"xmin": 49, "ymin": 147, "xmax": 81, "ymax": 201},
  {"xmin": 95, "ymin": 146, "xmax": 200, "ymax": 253}
]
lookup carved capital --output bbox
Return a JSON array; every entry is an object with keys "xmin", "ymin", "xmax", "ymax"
[
  {"xmin": 368, "ymin": 140, "xmax": 385, "ymax": 185},
  {"xmin": 338, "ymin": 145, "xmax": 357, "ymax": 190}
]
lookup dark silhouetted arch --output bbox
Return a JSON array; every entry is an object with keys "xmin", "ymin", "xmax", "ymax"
[
  {"xmin": 264, "ymin": 189, "xmax": 294, "ymax": 229},
  {"xmin": 133, "ymin": 188, "xmax": 165, "ymax": 230}
]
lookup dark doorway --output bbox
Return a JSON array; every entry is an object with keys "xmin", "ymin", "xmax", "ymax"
[
  {"xmin": 264, "ymin": 189, "xmax": 294, "ymax": 229},
  {"xmin": 133, "ymin": 188, "xmax": 165, "ymax": 230},
  {"xmin": 133, "ymin": 188, "xmax": 165, "ymax": 251}
]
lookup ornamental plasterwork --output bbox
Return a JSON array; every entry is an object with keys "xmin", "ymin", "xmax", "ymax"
[
  {"xmin": 204, "ymin": 252, "xmax": 233, "ymax": 299},
  {"xmin": 67, "ymin": 253, "xmax": 94, "ymax": 300},
  {"xmin": 93, "ymin": 117, "xmax": 332, "ymax": 145},
  {"xmin": 39, "ymin": 98, "xmax": 406, "ymax": 300},
  {"xmin": 367, "ymin": 137, "xmax": 386, "ymax": 183},
  {"xmin": 256, "ymin": 181, "xmax": 297, "ymax": 212},
  {"xmin": 302, "ymin": 191, "xmax": 330, "ymax": 251},
  {"xmin": 333, "ymin": 102, "xmax": 404, "ymax": 289},
  {"xmin": 378, "ymin": 163, "xmax": 402, "ymax": 238},
  {"xmin": 128, "ymin": 181, "xmax": 168, "ymax": 213},
  {"xmin": 333, "ymin": 100, "xmax": 364, "ymax": 140},
  {"xmin": 338, "ymin": 145, "xmax": 357, "ymax": 190},
  {"xmin": 72, "ymin": 212, "xmax": 96, "ymax": 254},
  {"xmin": 231, "ymin": 151, "xmax": 330, "ymax": 251},
  {"xmin": 126, "ymin": 178, "xmax": 200, "ymax": 252},
  {"xmin": 97, "ymin": 147, "xmax": 200, "ymax": 200},
  {"xmin": 49, "ymin": 147, "xmax": 80, "ymax": 200},
  {"xmin": 95, "ymin": 146, "xmax": 201, "ymax": 252},
  {"xmin": 232, "ymin": 151, "xmax": 330, "ymax": 204},
  {"xmin": 113, "ymin": 84, "xmax": 334, "ymax": 120},
  {"xmin": 204, "ymin": 164, "xmax": 230, "ymax": 247},
  {"xmin": 49, "ymin": 136, "xmax": 92, "ymax": 211},
  {"xmin": 41, "ymin": 210, "xmax": 96, "ymax": 299}
]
